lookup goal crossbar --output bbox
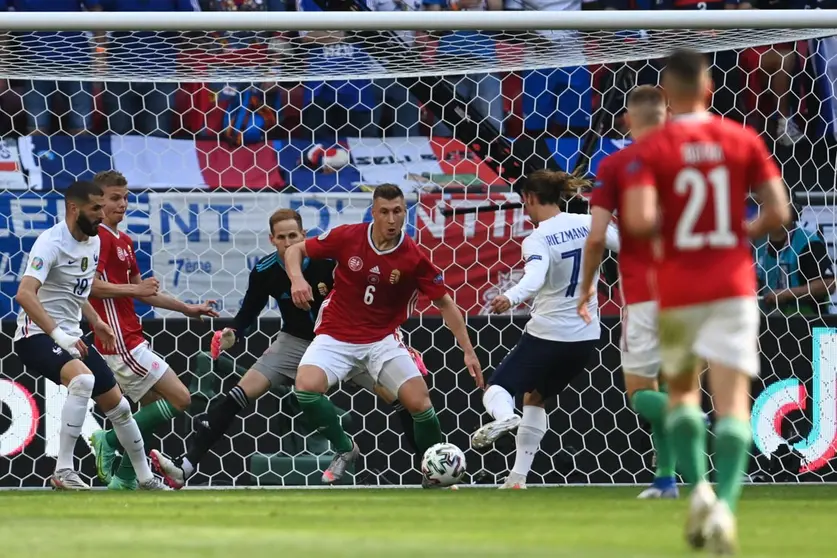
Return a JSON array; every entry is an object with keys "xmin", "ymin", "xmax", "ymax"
[{"xmin": 0, "ymin": 10, "xmax": 836, "ymax": 32}]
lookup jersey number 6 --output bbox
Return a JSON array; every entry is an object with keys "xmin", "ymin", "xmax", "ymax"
[{"xmin": 364, "ymin": 285, "xmax": 376, "ymax": 305}]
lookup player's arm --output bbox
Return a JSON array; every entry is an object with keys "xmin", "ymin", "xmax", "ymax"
[
  {"xmin": 747, "ymin": 135, "xmax": 791, "ymax": 239},
  {"xmin": 91, "ymin": 273, "xmax": 159, "ymax": 299},
  {"xmin": 132, "ymin": 273, "xmax": 219, "ymax": 320},
  {"xmin": 15, "ymin": 242, "xmax": 85, "ymax": 354},
  {"xmin": 494, "ymin": 233, "xmax": 550, "ymax": 311},
  {"xmin": 231, "ymin": 267, "xmax": 270, "ymax": 341},
  {"xmin": 579, "ymin": 207, "xmax": 615, "ymax": 321},
  {"xmin": 289, "ymin": 226, "xmax": 345, "ymax": 310},
  {"xmin": 81, "ymin": 300, "xmax": 116, "ymax": 352},
  {"xmin": 621, "ymin": 155, "xmax": 659, "ymax": 239}
]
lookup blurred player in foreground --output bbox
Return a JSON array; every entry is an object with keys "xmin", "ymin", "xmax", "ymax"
[
  {"xmin": 473, "ymin": 170, "xmax": 619, "ymax": 489},
  {"xmin": 287, "ymin": 184, "xmax": 483, "ymax": 485},
  {"xmin": 151, "ymin": 207, "xmax": 429, "ymax": 488},
  {"xmin": 622, "ymin": 49, "xmax": 790, "ymax": 554},
  {"xmin": 13, "ymin": 181, "xmax": 165, "ymax": 490},
  {"xmin": 87, "ymin": 171, "xmax": 219, "ymax": 490},
  {"xmin": 578, "ymin": 85, "xmax": 677, "ymax": 499}
]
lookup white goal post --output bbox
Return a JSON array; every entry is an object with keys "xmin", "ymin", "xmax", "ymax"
[{"xmin": 0, "ymin": 11, "xmax": 836, "ymax": 488}]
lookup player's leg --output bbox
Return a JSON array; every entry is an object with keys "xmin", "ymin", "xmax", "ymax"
[
  {"xmin": 622, "ymin": 301, "xmax": 677, "ymax": 499},
  {"xmin": 152, "ymin": 332, "xmax": 308, "ymax": 488},
  {"xmin": 105, "ymin": 368, "xmax": 190, "ymax": 489},
  {"xmin": 295, "ymin": 335, "xmax": 361, "ymax": 484},
  {"xmin": 14, "ymin": 334, "xmax": 94, "ymax": 490},
  {"xmin": 501, "ymin": 390, "xmax": 546, "ymax": 490},
  {"xmin": 502, "ymin": 338, "xmax": 597, "ymax": 489},
  {"xmin": 86, "ymin": 348, "xmax": 166, "ymax": 490},
  {"xmin": 658, "ymin": 305, "xmax": 716, "ymax": 550},
  {"xmin": 693, "ymin": 298, "xmax": 761, "ymax": 554}
]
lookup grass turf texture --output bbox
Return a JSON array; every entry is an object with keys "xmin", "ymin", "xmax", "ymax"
[{"xmin": 0, "ymin": 485, "xmax": 831, "ymax": 557}]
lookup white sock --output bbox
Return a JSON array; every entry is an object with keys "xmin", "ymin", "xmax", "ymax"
[
  {"xmin": 56, "ymin": 374, "xmax": 95, "ymax": 472},
  {"xmin": 105, "ymin": 397, "xmax": 153, "ymax": 483},
  {"xmin": 181, "ymin": 457, "xmax": 195, "ymax": 477},
  {"xmin": 482, "ymin": 385, "xmax": 515, "ymax": 421},
  {"xmin": 511, "ymin": 405, "xmax": 547, "ymax": 478}
]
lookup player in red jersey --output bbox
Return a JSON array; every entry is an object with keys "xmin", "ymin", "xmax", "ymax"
[
  {"xmin": 285, "ymin": 184, "xmax": 484, "ymax": 485},
  {"xmin": 577, "ymin": 85, "xmax": 676, "ymax": 500},
  {"xmin": 87, "ymin": 170, "xmax": 219, "ymax": 490},
  {"xmin": 621, "ymin": 50, "xmax": 790, "ymax": 554}
]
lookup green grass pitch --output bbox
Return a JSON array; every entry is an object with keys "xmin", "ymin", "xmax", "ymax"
[{"xmin": 0, "ymin": 485, "xmax": 832, "ymax": 557}]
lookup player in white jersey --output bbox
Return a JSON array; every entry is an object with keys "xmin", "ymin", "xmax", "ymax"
[
  {"xmin": 12, "ymin": 181, "xmax": 166, "ymax": 491},
  {"xmin": 471, "ymin": 170, "xmax": 619, "ymax": 489}
]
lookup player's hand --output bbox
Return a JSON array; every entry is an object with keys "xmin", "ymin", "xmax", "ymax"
[
  {"xmin": 134, "ymin": 277, "xmax": 160, "ymax": 298},
  {"xmin": 51, "ymin": 329, "xmax": 85, "ymax": 358},
  {"xmin": 291, "ymin": 279, "xmax": 314, "ymax": 311},
  {"xmin": 72, "ymin": 339, "xmax": 88, "ymax": 359},
  {"xmin": 184, "ymin": 300, "xmax": 221, "ymax": 321},
  {"xmin": 489, "ymin": 295, "xmax": 512, "ymax": 314},
  {"xmin": 464, "ymin": 349, "xmax": 484, "ymax": 389},
  {"xmin": 211, "ymin": 328, "xmax": 236, "ymax": 360},
  {"xmin": 93, "ymin": 321, "xmax": 116, "ymax": 353},
  {"xmin": 576, "ymin": 284, "xmax": 596, "ymax": 324}
]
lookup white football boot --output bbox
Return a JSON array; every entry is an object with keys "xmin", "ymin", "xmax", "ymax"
[
  {"xmin": 471, "ymin": 416, "xmax": 521, "ymax": 450},
  {"xmin": 150, "ymin": 450, "xmax": 186, "ymax": 490},
  {"xmin": 50, "ymin": 469, "xmax": 90, "ymax": 490},
  {"xmin": 704, "ymin": 501, "xmax": 738, "ymax": 555},
  {"xmin": 499, "ymin": 472, "xmax": 527, "ymax": 490},
  {"xmin": 685, "ymin": 481, "xmax": 718, "ymax": 550}
]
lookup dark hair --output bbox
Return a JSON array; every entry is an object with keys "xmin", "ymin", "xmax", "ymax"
[
  {"xmin": 373, "ymin": 183, "xmax": 405, "ymax": 202},
  {"xmin": 663, "ymin": 49, "xmax": 708, "ymax": 91},
  {"xmin": 627, "ymin": 85, "xmax": 666, "ymax": 108},
  {"xmin": 269, "ymin": 208, "xmax": 303, "ymax": 233},
  {"xmin": 519, "ymin": 170, "xmax": 588, "ymax": 206},
  {"xmin": 92, "ymin": 170, "xmax": 128, "ymax": 188},
  {"xmin": 65, "ymin": 181, "xmax": 103, "ymax": 205}
]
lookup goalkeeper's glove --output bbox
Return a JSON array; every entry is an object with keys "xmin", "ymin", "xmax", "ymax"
[
  {"xmin": 210, "ymin": 328, "xmax": 236, "ymax": 360},
  {"xmin": 50, "ymin": 328, "xmax": 82, "ymax": 358}
]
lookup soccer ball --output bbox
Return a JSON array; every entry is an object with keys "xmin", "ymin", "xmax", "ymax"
[{"xmin": 421, "ymin": 443, "xmax": 466, "ymax": 487}]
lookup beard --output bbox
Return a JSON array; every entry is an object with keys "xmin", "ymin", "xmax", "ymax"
[{"xmin": 77, "ymin": 213, "xmax": 101, "ymax": 236}]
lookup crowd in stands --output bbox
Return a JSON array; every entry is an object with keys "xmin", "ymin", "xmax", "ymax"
[{"xmin": 0, "ymin": 0, "xmax": 829, "ymax": 149}]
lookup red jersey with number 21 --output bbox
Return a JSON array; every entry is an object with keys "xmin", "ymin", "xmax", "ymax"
[
  {"xmin": 305, "ymin": 222, "xmax": 448, "ymax": 344},
  {"xmin": 90, "ymin": 225, "xmax": 145, "ymax": 355},
  {"xmin": 590, "ymin": 142, "xmax": 655, "ymax": 306},
  {"xmin": 625, "ymin": 113, "xmax": 781, "ymax": 309}
]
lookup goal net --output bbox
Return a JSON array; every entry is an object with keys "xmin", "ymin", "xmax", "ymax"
[{"xmin": 1, "ymin": 10, "xmax": 837, "ymax": 488}]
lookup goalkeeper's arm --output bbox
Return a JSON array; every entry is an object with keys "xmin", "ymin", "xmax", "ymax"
[{"xmin": 229, "ymin": 266, "xmax": 270, "ymax": 343}]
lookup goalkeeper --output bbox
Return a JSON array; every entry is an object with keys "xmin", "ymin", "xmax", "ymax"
[{"xmin": 151, "ymin": 209, "xmax": 426, "ymax": 488}]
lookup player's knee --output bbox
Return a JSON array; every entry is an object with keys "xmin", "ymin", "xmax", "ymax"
[
  {"xmin": 396, "ymin": 377, "xmax": 431, "ymax": 414},
  {"xmin": 66, "ymin": 372, "xmax": 95, "ymax": 399},
  {"xmin": 295, "ymin": 365, "xmax": 328, "ymax": 393},
  {"xmin": 623, "ymin": 372, "xmax": 659, "ymax": 399},
  {"xmin": 169, "ymin": 385, "xmax": 191, "ymax": 413},
  {"xmin": 105, "ymin": 395, "xmax": 132, "ymax": 422}
]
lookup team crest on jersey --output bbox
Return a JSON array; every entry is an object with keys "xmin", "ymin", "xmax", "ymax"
[
  {"xmin": 81, "ymin": 257, "xmax": 89, "ymax": 272},
  {"xmin": 390, "ymin": 269, "xmax": 401, "ymax": 284},
  {"xmin": 117, "ymin": 247, "xmax": 127, "ymax": 261},
  {"xmin": 348, "ymin": 256, "xmax": 363, "ymax": 272},
  {"xmin": 30, "ymin": 257, "xmax": 43, "ymax": 271}
]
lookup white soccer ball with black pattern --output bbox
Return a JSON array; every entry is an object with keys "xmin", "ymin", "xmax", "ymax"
[{"xmin": 421, "ymin": 443, "xmax": 466, "ymax": 487}]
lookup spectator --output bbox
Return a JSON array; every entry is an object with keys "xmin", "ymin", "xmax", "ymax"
[
  {"xmin": 100, "ymin": 0, "xmax": 199, "ymax": 137},
  {"xmin": 756, "ymin": 210, "xmax": 836, "ymax": 318},
  {"xmin": 423, "ymin": 0, "xmax": 504, "ymax": 137},
  {"xmin": 8, "ymin": 0, "xmax": 100, "ymax": 135},
  {"xmin": 296, "ymin": 0, "xmax": 378, "ymax": 143},
  {"xmin": 368, "ymin": 0, "xmax": 424, "ymax": 137},
  {"xmin": 739, "ymin": 0, "xmax": 804, "ymax": 145},
  {"xmin": 509, "ymin": 0, "xmax": 593, "ymax": 140}
]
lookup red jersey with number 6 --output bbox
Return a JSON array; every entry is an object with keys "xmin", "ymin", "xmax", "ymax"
[
  {"xmin": 90, "ymin": 224, "xmax": 145, "ymax": 355},
  {"xmin": 590, "ymin": 142, "xmax": 655, "ymax": 306},
  {"xmin": 305, "ymin": 222, "xmax": 448, "ymax": 344},
  {"xmin": 625, "ymin": 113, "xmax": 781, "ymax": 309}
]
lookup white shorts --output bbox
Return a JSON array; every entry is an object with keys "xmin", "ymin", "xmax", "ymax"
[
  {"xmin": 103, "ymin": 342, "xmax": 169, "ymax": 402},
  {"xmin": 299, "ymin": 333, "xmax": 420, "ymax": 395},
  {"xmin": 658, "ymin": 296, "xmax": 760, "ymax": 379},
  {"xmin": 621, "ymin": 301, "xmax": 661, "ymax": 378}
]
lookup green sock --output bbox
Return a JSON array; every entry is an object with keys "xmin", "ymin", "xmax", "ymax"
[
  {"xmin": 631, "ymin": 390, "xmax": 676, "ymax": 479},
  {"xmin": 412, "ymin": 407, "xmax": 443, "ymax": 453},
  {"xmin": 114, "ymin": 400, "xmax": 180, "ymax": 481},
  {"xmin": 296, "ymin": 391, "xmax": 353, "ymax": 453},
  {"xmin": 714, "ymin": 417, "xmax": 752, "ymax": 512},
  {"xmin": 665, "ymin": 404, "xmax": 708, "ymax": 485}
]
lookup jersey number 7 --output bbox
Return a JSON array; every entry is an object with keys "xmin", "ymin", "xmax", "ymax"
[{"xmin": 562, "ymin": 248, "xmax": 582, "ymax": 297}]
